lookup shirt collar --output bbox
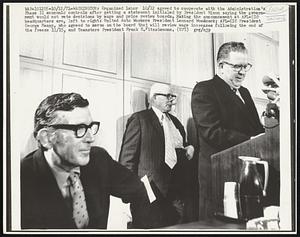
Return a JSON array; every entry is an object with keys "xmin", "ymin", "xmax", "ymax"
[
  {"xmin": 152, "ymin": 106, "xmax": 165, "ymax": 121},
  {"xmin": 44, "ymin": 150, "xmax": 80, "ymax": 189},
  {"xmin": 217, "ymin": 74, "xmax": 240, "ymax": 91}
]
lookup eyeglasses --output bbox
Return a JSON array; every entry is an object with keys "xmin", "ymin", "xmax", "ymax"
[
  {"xmin": 49, "ymin": 121, "xmax": 100, "ymax": 138},
  {"xmin": 222, "ymin": 61, "xmax": 252, "ymax": 72},
  {"xmin": 154, "ymin": 93, "xmax": 177, "ymax": 100}
]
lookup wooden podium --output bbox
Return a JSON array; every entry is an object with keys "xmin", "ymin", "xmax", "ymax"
[{"xmin": 211, "ymin": 117, "xmax": 280, "ymax": 215}]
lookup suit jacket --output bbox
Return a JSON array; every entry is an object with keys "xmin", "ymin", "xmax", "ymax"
[
  {"xmin": 118, "ymin": 108, "xmax": 188, "ymax": 200},
  {"xmin": 21, "ymin": 146, "xmax": 150, "ymax": 229},
  {"xmin": 191, "ymin": 75, "xmax": 264, "ymax": 219}
]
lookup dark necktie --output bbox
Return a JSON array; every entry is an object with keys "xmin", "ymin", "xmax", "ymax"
[{"xmin": 69, "ymin": 172, "xmax": 89, "ymax": 228}]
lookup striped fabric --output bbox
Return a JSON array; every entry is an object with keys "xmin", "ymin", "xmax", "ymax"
[{"xmin": 162, "ymin": 113, "xmax": 180, "ymax": 169}]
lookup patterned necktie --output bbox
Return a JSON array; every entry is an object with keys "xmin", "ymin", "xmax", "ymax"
[
  {"xmin": 162, "ymin": 113, "xmax": 177, "ymax": 169},
  {"xmin": 69, "ymin": 172, "xmax": 89, "ymax": 228}
]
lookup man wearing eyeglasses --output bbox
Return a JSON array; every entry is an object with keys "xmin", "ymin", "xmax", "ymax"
[
  {"xmin": 191, "ymin": 41, "xmax": 265, "ymax": 220},
  {"xmin": 119, "ymin": 83, "xmax": 194, "ymax": 228},
  {"xmin": 21, "ymin": 92, "xmax": 154, "ymax": 229}
]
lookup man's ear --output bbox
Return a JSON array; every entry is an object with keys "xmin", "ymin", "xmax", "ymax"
[{"xmin": 36, "ymin": 128, "xmax": 55, "ymax": 150}]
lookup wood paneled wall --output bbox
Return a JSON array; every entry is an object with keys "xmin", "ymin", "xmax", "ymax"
[{"xmin": 19, "ymin": 33, "xmax": 124, "ymax": 158}]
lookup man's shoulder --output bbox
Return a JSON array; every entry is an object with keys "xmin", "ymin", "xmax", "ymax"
[
  {"xmin": 90, "ymin": 146, "xmax": 112, "ymax": 161},
  {"xmin": 87, "ymin": 147, "xmax": 125, "ymax": 176},
  {"xmin": 21, "ymin": 149, "xmax": 44, "ymax": 180},
  {"xmin": 131, "ymin": 109, "xmax": 151, "ymax": 117},
  {"xmin": 128, "ymin": 109, "xmax": 153, "ymax": 121},
  {"xmin": 90, "ymin": 146, "xmax": 107, "ymax": 154},
  {"xmin": 194, "ymin": 77, "xmax": 215, "ymax": 89},
  {"xmin": 21, "ymin": 149, "xmax": 40, "ymax": 168},
  {"xmin": 192, "ymin": 78, "xmax": 215, "ymax": 97},
  {"xmin": 90, "ymin": 146, "xmax": 121, "ymax": 165},
  {"xmin": 22, "ymin": 150, "xmax": 36, "ymax": 162}
]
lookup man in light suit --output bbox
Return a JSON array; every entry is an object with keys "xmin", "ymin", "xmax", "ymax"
[
  {"xmin": 119, "ymin": 83, "xmax": 194, "ymax": 228},
  {"xmin": 21, "ymin": 93, "xmax": 153, "ymax": 229},
  {"xmin": 191, "ymin": 41, "xmax": 265, "ymax": 220}
]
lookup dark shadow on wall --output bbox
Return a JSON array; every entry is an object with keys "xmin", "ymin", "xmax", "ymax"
[
  {"xmin": 183, "ymin": 117, "xmax": 199, "ymax": 222},
  {"xmin": 116, "ymin": 90, "xmax": 149, "ymax": 161}
]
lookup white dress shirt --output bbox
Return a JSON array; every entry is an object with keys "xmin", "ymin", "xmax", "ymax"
[
  {"xmin": 152, "ymin": 106, "xmax": 184, "ymax": 148},
  {"xmin": 44, "ymin": 150, "xmax": 80, "ymax": 199}
]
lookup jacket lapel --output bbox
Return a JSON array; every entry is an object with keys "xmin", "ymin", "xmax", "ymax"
[
  {"xmin": 168, "ymin": 113, "xmax": 185, "ymax": 139},
  {"xmin": 80, "ymin": 163, "xmax": 104, "ymax": 228},
  {"xmin": 213, "ymin": 76, "xmax": 255, "ymax": 125},
  {"xmin": 148, "ymin": 108, "xmax": 164, "ymax": 138},
  {"xmin": 239, "ymin": 88, "xmax": 261, "ymax": 129},
  {"xmin": 34, "ymin": 149, "xmax": 65, "ymax": 199},
  {"xmin": 34, "ymin": 149, "xmax": 75, "ymax": 228}
]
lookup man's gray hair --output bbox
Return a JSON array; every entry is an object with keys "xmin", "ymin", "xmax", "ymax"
[{"xmin": 149, "ymin": 83, "xmax": 172, "ymax": 99}]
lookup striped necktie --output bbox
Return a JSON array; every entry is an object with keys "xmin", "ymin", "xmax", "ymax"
[
  {"xmin": 69, "ymin": 172, "xmax": 89, "ymax": 228},
  {"xmin": 162, "ymin": 113, "xmax": 177, "ymax": 169}
]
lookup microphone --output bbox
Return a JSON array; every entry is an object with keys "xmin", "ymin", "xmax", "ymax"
[
  {"xmin": 261, "ymin": 75, "xmax": 280, "ymax": 101},
  {"xmin": 267, "ymin": 91, "xmax": 278, "ymax": 101},
  {"xmin": 261, "ymin": 75, "xmax": 280, "ymax": 122},
  {"xmin": 262, "ymin": 75, "xmax": 279, "ymax": 88}
]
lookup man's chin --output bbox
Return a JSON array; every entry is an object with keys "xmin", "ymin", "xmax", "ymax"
[
  {"xmin": 233, "ymin": 81, "xmax": 243, "ymax": 87},
  {"xmin": 165, "ymin": 106, "xmax": 172, "ymax": 111},
  {"xmin": 78, "ymin": 155, "xmax": 90, "ymax": 166}
]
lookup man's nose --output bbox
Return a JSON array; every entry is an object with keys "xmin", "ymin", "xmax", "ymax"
[
  {"xmin": 84, "ymin": 128, "xmax": 95, "ymax": 143},
  {"xmin": 170, "ymin": 98, "xmax": 177, "ymax": 105},
  {"xmin": 238, "ymin": 67, "xmax": 247, "ymax": 74}
]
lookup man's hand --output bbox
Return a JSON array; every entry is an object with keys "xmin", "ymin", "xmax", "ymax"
[
  {"xmin": 123, "ymin": 203, "xmax": 132, "ymax": 223},
  {"xmin": 184, "ymin": 145, "xmax": 194, "ymax": 160}
]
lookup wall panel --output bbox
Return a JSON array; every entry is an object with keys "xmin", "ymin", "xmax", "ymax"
[
  {"xmin": 19, "ymin": 63, "xmax": 53, "ymax": 158},
  {"xmin": 60, "ymin": 72, "xmax": 123, "ymax": 159},
  {"xmin": 50, "ymin": 33, "xmax": 124, "ymax": 80},
  {"xmin": 19, "ymin": 33, "xmax": 45, "ymax": 60},
  {"xmin": 246, "ymin": 33, "xmax": 279, "ymax": 98},
  {"xmin": 62, "ymin": 33, "xmax": 122, "ymax": 75},
  {"xmin": 172, "ymin": 33, "xmax": 214, "ymax": 87},
  {"xmin": 127, "ymin": 33, "xmax": 170, "ymax": 83},
  {"xmin": 19, "ymin": 33, "xmax": 55, "ymax": 65}
]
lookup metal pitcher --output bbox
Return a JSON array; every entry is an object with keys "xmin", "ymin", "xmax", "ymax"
[{"xmin": 238, "ymin": 156, "xmax": 269, "ymax": 221}]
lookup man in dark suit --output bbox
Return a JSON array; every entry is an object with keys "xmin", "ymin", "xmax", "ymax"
[
  {"xmin": 21, "ymin": 93, "xmax": 153, "ymax": 229},
  {"xmin": 191, "ymin": 42, "xmax": 265, "ymax": 220},
  {"xmin": 119, "ymin": 83, "xmax": 194, "ymax": 228}
]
